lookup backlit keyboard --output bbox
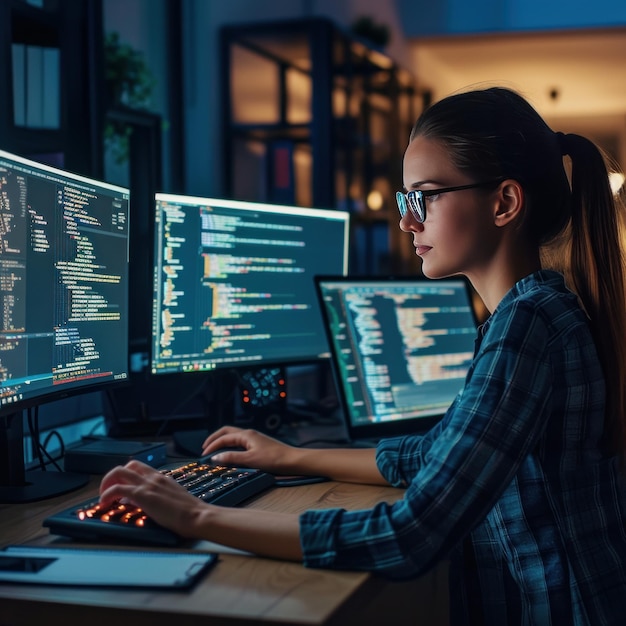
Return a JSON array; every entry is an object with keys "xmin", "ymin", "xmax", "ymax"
[{"xmin": 43, "ymin": 460, "xmax": 275, "ymax": 546}]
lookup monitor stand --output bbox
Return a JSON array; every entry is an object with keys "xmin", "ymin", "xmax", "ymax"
[
  {"xmin": 0, "ymin": 412, "xmax": 90, "ymax": 504},
  {"xmin": 0, "ymin": 470, "xmax": 90, "ymax": 504},
  {"xmin": 172, "ymin": 429, "xmax": 209, "ymax": 458}
]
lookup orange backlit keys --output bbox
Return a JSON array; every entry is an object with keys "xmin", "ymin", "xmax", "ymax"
[{"xmin": 75, "ymin": 501, "xmax": 147, "ymax": 527}]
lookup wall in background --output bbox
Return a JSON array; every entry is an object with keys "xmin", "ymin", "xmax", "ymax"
[{"xmin": 397, "ymin": 0, "xmax": 626, "ymax": 36}]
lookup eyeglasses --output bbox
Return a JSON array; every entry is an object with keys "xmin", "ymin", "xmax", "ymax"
[{"xmin": 396, "ymin": 179, "xmax": 504, "ymax": 223}]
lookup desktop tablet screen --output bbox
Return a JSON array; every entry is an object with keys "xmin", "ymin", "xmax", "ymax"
[{"xmin": 315, "ymin": 276, "xmax": 479, "ymax": 440}]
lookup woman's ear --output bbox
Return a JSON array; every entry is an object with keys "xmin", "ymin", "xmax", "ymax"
[{"xmin": 494, "ymin": 180, "xmax": 524, "ymax": 227}]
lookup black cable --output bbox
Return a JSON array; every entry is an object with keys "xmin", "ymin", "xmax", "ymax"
[
  {"xmin": 274, "ymin": 475, "xmax": 329, "ymax": 487},
  {"xmin": 41, "ymin": 430, "xmax": 65, "ymax": 471},
  {"xmin": 25, "ymin": 407, "xmax": 71, "ymax": 472},
  {"xmin": 295, "ymin": 437, "xmax": 352, "ymax": 448},
  {"xmin": 27, "ymin": 407, "xmax": 46, "ymax": 471},
  {"xmin": 104, "ymin": 387, "xmax": 121, "ymax": 429}
]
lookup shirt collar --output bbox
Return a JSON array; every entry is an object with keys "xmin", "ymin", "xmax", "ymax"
[{"xmin": 479, "ymin": 270, "xmax": 566, "ymax": 337}]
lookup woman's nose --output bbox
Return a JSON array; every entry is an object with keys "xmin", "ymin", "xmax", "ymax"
[{"xmin": 399, "ymin": 212, "xmax": 423, "ymax": 233}]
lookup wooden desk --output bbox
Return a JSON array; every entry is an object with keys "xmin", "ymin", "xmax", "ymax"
[{"xmin": 0, "ymin": 475, "xmax": 449, "ymax": 625}]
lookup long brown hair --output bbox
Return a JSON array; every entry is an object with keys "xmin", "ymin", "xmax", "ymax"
[{"xmin": 411, "ymin": 87, "xmax": 626, "ymax": 457}]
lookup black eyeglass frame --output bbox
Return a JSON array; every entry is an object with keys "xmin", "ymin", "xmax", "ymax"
[{"xmin": 396, "ymin": 179, "xmax": 505, "ymax": 223}]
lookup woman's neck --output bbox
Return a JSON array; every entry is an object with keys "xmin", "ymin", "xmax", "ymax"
[{"xmin": 468, "ymin": 246, "xmax": 542, "ymax": 313}]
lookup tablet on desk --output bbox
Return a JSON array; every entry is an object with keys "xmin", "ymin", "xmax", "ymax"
[{"xmin": 0, "ymin": 545, "xmax": 217, "ymax": 589}]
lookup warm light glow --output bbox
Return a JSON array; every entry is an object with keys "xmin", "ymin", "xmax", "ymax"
[
  {"xmin": 367, "ymin": 190, "xmax": 384, "ymax": 211},
  {"xmin": 369, "ymin": 48, "xmax": 394, "ymax": 69},
  {"xmin": 609, "ymin": 172, "xmax": 625, "ymax": 195}
]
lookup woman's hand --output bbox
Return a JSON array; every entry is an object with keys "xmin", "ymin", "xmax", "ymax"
[
  {"xmin": 99, "ymin": 460, "xmax": 210, "ymax": 538},
  {"xmin": 202, "ymin": 426, "xmax": 385, "ymax": 485},
  {"xmin": 201, "ymin": 426, "xmax": 298, "ymax": 474},
  {"xmin": 98, "ymin": 459, "xmax": 304, "ymax": 558}
]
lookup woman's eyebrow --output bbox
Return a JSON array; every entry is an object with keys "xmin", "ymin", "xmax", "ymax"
[{"xmin": 406, "ymin": 178, "xmax": 442, "ymax": 190}]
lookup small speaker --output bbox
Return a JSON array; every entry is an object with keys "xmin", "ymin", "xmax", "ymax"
[{"xmin": 233, "ymin": 367, "xmax": 287, "ymax": 433}]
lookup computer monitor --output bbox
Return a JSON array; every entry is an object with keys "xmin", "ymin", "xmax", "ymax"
[
  {"xmin": 0, "ymin": 149, "xmax": 130, "ymax": 502},
  {"xmin": 315, "ymin": 276, "xmax": 479, "ymax": 441},
  {"xmin": 151, "ymin": 194, "xmax": 350, "ymax": 375}
]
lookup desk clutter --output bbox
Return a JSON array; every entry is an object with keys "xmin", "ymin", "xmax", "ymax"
[{"xmin": 44, "ymin": 460, "xmax": 275, "ymax": 546}]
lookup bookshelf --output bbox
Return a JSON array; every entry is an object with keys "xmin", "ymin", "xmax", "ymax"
[
  {"xmin": 0, "ymin": 0, "xmax": 105, "ymax": 177},
  {"xmin": 219, "ymin": 17, "xmax": 428, "ymax": 275}
]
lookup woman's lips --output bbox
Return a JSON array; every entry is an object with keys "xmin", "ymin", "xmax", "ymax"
[{"xmin": 415, "ymin": 245, "xmax": 432, "ymax": 255}]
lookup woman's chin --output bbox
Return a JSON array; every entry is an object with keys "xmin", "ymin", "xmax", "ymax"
[
  {"xmin": 421, "ymin": 265, "xmax": 445, "ymax": 280},
  {"xmin": 422, "ymin": 266, "xmax": 459, "ymax": 281}
]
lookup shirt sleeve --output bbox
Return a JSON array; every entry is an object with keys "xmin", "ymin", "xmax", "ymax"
[
  {"xmin": 300, "ymin": 299, "xmax": 556, "ymax": 578},
  {"xmin": 375, "ymin": 420, "xmax": 444, "ymax": 487}
]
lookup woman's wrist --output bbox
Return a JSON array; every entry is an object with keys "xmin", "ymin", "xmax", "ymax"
[
  {"xmin": 275, "ymin": 444, "xmax": 308, "ymax": 474},
  {"xmin": 186, "ymin": 501, "xmax": 217, "ymax": 540}
]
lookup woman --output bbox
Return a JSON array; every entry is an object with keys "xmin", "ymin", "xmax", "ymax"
[{"xmin": 100, "ymin": 87, "xmax": 626, "ymax": 624}]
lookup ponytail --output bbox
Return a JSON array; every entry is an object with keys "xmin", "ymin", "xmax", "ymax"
[{"xmin": 562, "ymin": 133, "xmax": 626, "ymax": 456}]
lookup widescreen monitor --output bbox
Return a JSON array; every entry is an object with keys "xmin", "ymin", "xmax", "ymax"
[
  {"xmin": 151, "ymin": 194, "xmax": 350, "ymax": 375},
  {"xmin": 0, "ymin": 149, "xmax": 130, "ymax": 502}
]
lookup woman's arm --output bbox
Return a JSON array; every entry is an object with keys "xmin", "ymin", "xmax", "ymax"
[
  {"xmin": 195, "ymin": 505, "xmax": 303, "ymax": 560},
  {"xmin": 202, "ymin": 426, "xmax": 389, "ymax": 485}
]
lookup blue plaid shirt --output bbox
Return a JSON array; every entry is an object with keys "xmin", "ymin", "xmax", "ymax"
[{"xmin": 300, "ymin": 271, "xmax": 626, "ymax": 625}]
